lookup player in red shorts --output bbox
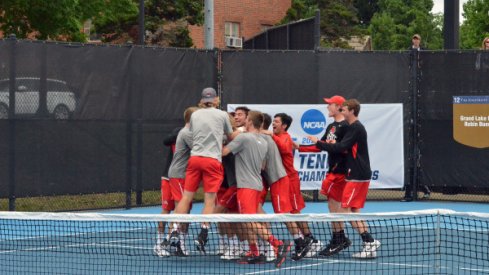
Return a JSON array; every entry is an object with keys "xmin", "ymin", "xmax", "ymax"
[
  {"xmin": 171, "ymin": 88, "xmax": 236, "ymax": 254},
  {"xmin": 299, "ymin": 95, "xmax": 351, "ymax": 256},
  {"xmin": 265, "ymin": 112, "xmax": 319, "ymax": 260},
  {"xmin": 223, "ymin": 111, "xmax": 291, "ymax": 267},
  {"xmin": 164, "ymin": 107, "xmax": 198, "ymax": 257},
  {"xmin": 153, "ymin": 126, "xmax": 181, "ymax": 257},
  {"xmin": 308, "ymin": 99, "xmax": 381, "ymax": 259},
  {"xmin": 261, "ymin": 113, "xmax": 320, "ymax": 261}
]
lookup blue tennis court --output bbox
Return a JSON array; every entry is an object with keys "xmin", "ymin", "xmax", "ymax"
[{"xmin": 1, "ymin": 201, "xmax": 489, "ymax": 274}]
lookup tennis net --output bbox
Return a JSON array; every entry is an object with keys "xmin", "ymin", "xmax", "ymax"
[{"xmin": 0, "ymin": 209, "xmax": 488, "ymax": 274}]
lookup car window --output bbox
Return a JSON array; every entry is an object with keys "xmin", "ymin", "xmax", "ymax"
[
  {"xmin": 17, "ymin": 79, "xmax": 40, "ymax": 92},
  {"xmin": 47, "ymin": 80, "xmax": 69, "ymax": 92}
]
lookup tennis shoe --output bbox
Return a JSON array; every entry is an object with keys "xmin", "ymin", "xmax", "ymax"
[
  {"xmin": 237, "ymin": 254, "xmax": 266, "ymax": 264},
  {"xmin": 352, "ymin": 240, "xmax": 380, "ymax": 259},
  {"xmin": 291, "ymin": 237, "xmax": 312, "ymax": 261},
  {"xmin": 153, "ymin": 243, "xmax": 170, "ymax": 258},
  {"xmin": 264, "ymin": 244, "xmax": 276, "ymax": 262},
  {"xmin": 220, "ymin": 248, "xmax": 240, "ymax": 260},
  {"xmin": 319, "ymin": 237, "xmax": 351, "ymax": 257},
  {"xmin": 169, "ymin": 230, "xmax": 179, "ymax": 247},
  {"xmin": 305, "ymin": 238, "xmax": 322, "ymax": 258},
  {"xmin": 274, "ymin": 240, "xmax": 292, "ymax": 268},
  {"xmin": 195, "ymin": 228, "xmax": 208, "ymax": 254},
  {"xmin": 174, "ymin": 240, "xmax": 188, "ymax": 257}
]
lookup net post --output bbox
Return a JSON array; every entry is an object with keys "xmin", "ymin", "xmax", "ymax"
[
  {"xmin": 125, "ymin": 120, "xmax": 133, "ymax": 209},
  {"xmin": 313, "ymin": 190, "xmax": 319, "ymax": 201},
  {"xmin": 8, "ymin": 34, "xmax": 17, "ymax": 211}
]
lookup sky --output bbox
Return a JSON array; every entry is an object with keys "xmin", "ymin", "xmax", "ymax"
[{"xmin": 432, "ymin": 0, "xmax": 469, "ymax": 22}]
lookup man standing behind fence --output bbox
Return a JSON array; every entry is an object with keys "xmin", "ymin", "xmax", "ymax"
[
  {"xmin": 172, "ymin": 87, "xmax": 236, "ymax": 253},
  {"xmin": 307, "ymin": 99, "xmax": 380, "ymax": 258}
]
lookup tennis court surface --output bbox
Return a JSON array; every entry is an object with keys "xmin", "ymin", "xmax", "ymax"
[{"xmin": 1, "ymin": 202, "xmax": 489, "ymax": 274}]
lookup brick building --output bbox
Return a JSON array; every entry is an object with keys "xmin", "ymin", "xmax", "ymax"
[{"xmin": 188, "ymin": 0, "xmax": 291, "ymax": 49}]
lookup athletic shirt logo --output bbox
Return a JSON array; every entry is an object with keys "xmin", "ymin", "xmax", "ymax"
[
  {"xmin": 326, "ymin": 126, "xmax": 337, "ymax": 141},
  {"xmin": 301, "ymin": 109, "xmax": 326, "ymax": 135}
]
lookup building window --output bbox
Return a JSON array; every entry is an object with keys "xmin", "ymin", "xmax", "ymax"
[{"xmin": 225, "ymin": 22, "xmax": 240, "ymax": 38}]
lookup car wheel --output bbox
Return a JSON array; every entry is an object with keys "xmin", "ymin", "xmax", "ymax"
[
  {"xmin": 53, "ymin": 104, "xmax": 71, "ymax": 120},
  {"xmin": 0, "ymin": 103, "xmax": 8, "ymax": 119}
]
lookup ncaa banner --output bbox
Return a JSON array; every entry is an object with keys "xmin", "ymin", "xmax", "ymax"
[{"xmin": 228, "ymin": 104, "xmax": 404, "ymax": 190}]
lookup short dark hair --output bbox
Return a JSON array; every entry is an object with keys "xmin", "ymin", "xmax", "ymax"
[
  {"xmin": 342, "ymin": 99, "xmax": 361, "ymax": 117},
  {"xmin": 274, "ymin": 113, "xmax": 293, "ymax": 131},
  {"xmin": 235, "ymin": 106, "xmax": 250, "ymax": 116},
  {"xmin": 262, "ymin": 113, "xmax": 272, "ymax": 130}
]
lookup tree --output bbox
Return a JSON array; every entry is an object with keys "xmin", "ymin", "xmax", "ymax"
[
  {"xmin": 354, "ymin": 0, "xmax": 379, "ymax": 26},
  {"xmin": 369, "ymin": 0, "xmax": 442, "ymax": 50},
  {"xmin": 0, "ymin": 0, "xmax": 138, "ymax": 42},
  {"xmin": 460, "ymin": 0, "xmax": 489, "ymax": 49},
  {"xmin": 318, "ymin": 0, "xmax": 363, "ymax": 48},
  {"xmin": 281, "ymin": 0, "xmax": 318, "ymax": 23},
  {"xmin": 138, "ymin": 0, "xmax": 203, "ymax": 47}
]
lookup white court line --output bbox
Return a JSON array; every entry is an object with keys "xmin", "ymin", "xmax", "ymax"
[
  {"xmin": 0, "ymin": 238, "xmax": 149, "ymax": 254},
  {"xmin": 242, "ymin": 258, "xmax": 454, "ymax": 275},
  {"xmin": 460, "ymin": 267, "xmax": 489, "ymax": 273},
  {"xmin": 0, "ymin": 226, "xmax": 150, "ymax": 242}
]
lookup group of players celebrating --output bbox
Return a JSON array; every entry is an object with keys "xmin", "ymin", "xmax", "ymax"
[{"xmin": 154, "ymin": 88, "xmax": 380, "ymax": 268}]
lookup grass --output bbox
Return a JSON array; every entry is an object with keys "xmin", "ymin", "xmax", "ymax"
[{"xmin": 0, "ymin": 189, "xmax": 205, "ymax": 212}]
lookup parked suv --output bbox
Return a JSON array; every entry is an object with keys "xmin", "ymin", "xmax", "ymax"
[{"xmin": 0, "ymin": 77, "xmax": 76, "ymax": 119}]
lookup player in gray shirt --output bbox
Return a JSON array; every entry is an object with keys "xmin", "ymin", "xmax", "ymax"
[
  {"xmin": 172, "ymin": 88, "xmax": 235, "ymax": 254},
  {"xmin": 223, "ymin": 111, "xmax": 291, "ymax": 267}
]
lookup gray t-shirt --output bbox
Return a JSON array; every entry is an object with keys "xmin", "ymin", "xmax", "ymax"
[
  {"xmin": 168, "ymin": 127, "xmax": 193, "ymax": 179},
  {"xmin": 189, "ymin": 108, "xmax": 233, "ymax": 162},
  {"xmin": 261, "ymin": 134, "xmax": 287, "ymax": 184},
  {"xmin": 226, "ymin": 133, "xmax": 268, "ymax": 191}
]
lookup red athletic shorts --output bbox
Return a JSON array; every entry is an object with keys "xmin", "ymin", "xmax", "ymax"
[
  {"xmin": 288, "ymin": 172, "xmax": 305, "ymax": 214},
  {"xmin": 259, "ymin": 179, "xmax": 269, "ymax": 205},
  {"xmin": 169, "ymin": 178, "xmax": 185, "ymax": 202},
  {"xmin": 269, "ymin": 176, "xmax": 293, "ymax": 214},
  {"xmin": 184, "ymin": 156, "xmax": 224, "ymax": 193},
  {"xmin": 217, "ymin": 186, "xmax": 238, "ymax": 212},
  {"xmin": 321, "ymin": 173, "xmax": 347, "ymax": 202},
  {"xmin": 161, "ymin": 177, "xmax": 175, "ymax": 211},
  {"xmin": 237, "ymin": 188, "xmax": 260, "ymax": 214},
  {"xmin": 341, "ymin": 181, "xmax": 370, "ymax": 209}
]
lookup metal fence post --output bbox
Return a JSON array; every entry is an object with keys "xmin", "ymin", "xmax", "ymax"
[{"xmin": 8, "ymin": 34, "xmax": 17, "ymax": 211}]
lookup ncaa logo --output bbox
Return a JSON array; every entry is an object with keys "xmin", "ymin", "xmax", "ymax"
[{"xmin": 301, "ymin": 109, "xmax": 326, "ymax": 135}]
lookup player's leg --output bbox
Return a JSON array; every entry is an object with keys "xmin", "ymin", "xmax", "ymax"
[
  {"xmin": 319, "ymin": 173, "xmax": 351, "ymax": 257},
  {"xmin": 342, "ymin": 181, "xmax": 381, "ymax": 259}
]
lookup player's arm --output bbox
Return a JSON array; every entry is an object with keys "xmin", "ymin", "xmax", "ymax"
[
  {"xmin": 223, "ymin": 135, "xmax": 242, "ymax": 156},
  {"xmin": 272, "ymin": 134, "xmax": 291, "ymax": 153},
  {"xmin": 319, "ymin": 126, "xmax": 358, "ymax": 153},
  {"xmin": 222, "ymin": 146, "xmax": 232, "ymax": 156}
]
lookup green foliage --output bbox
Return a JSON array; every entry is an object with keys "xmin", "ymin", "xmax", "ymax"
[
  {"xmin": 0, "ymin": 0, "xmax": 138, "ymax": 42},
  {"xmin": 460, "ymin": 0, "xmax": 489, "ymax": 49},
  {"xmin": 354, "ymin": 0, "xmax": 379, "ymax": 26},
  {"xmin": 0, "ymin": 0, "xmax": 199, "ymax": 47},
  {"xmin": 318, "ymin": 0, "xmax": 363, "ymax": 47},
  {"xmin": 369, "ymin": 0, "xmax": 442, "ymax": 50},
  {"xmin": 281, "ymin": 0, "xmax": 318, "ymax": 23}
]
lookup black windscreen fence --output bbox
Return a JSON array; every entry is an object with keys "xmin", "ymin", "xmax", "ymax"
[
  {"xmin": 1, "ymin": 38, "xmax": 489, "ymax": 211},
  {"xmin": 418, "ymin": 51, "xmax": 489, "ymax": 193},
  {"xmin": 243, "ymin": 17, "xmax": 316, "ymax": 50}
]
